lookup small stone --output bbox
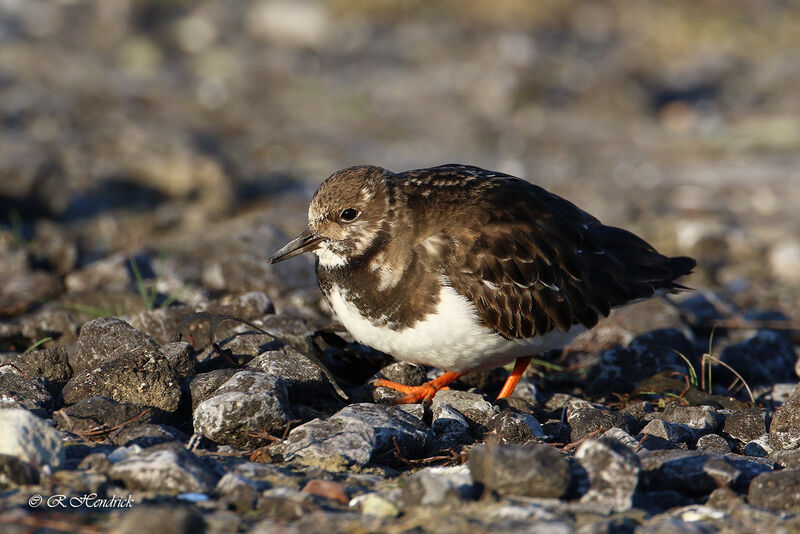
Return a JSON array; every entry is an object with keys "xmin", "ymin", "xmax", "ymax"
[
  {"xmin": 586, "ymin": 328, "xmax": 697, "ymax": 395},
  {"xmin": 54, "ymin": 396, "xmax": 161, "ymax": 438},
  {"xmin": 719, "ymin": 330, "xmax": 797, "ymax": 386},
  {"xmin": 695, "ymin": 434, "xmax": 731, "ymax": 454},
  {"xmin": 284, "ymin": 403, "xmax": 433, "ymax": 468},
  {"xmin": 400, "ymin": 465, "xmax": 475, "ymax": 506},
  {"xmin": 575, "ymin": 438, "xmax": 641, "ymax": 511},
  {"xmin": 600, "ymin": 427, "xmax": 641, "ymax": 452},
  {"xmin": 639, "ymin": 419, "xmax": 698, "ymax": 448},
  {"xmin": 431, "ymin": 403, "xmax": 472, "ymax": 442},
  {"xmin": 64, "ymin": 253, "xmax": 132, "ymax": 293},
  {"xmin": 0, "ymin": 408, "xmax": 64, "ymax": 469},
  {"xmin": 0, "ymin": 454, "xmax": 40, "ymax": 488},
  {"xmin": 0, "ymin": 373, "xmax": 53, "ymax": 416},
  {"xmin": 301, "ymin": 479, "xmax": 348, "ymax": 504},
  {"xmin": 358, "ymin": 493, "xmax": 400, "ymax": 517},
  {"xmin": 161, "ymin": 341, "xmax": 195, "ymax": 379},
  {"xmin": 486, "ymin": 409, "xmax": 546, "ymax": 445},
  {"xmin": 247, "ymin": 345, "xmax": 327, "ymax": 401},
  {"xmin": 639, "ymin": 450, "xmax": 772, "ymax": 496},
  {"xmin": 662, "ymin": 405, "xmax": 724, "ymax": 434},
  {"xmin": 769, "ymin": 397, "xmax": 800, "ymax": 451},
  {"xmin": 770, "ymin": 449, "xmax": 800, "ymax": 469},
  {"xmin": 566, "ymin": 400, "xmax": 638, "ymax": 442},
  {"xmin": 0, "ymin": 346, "xmax": 72, "ymax": 393},
  {"xmin": 110, "ymin": 504, "xmax": 206, "ymax": 534},
  {"xmin": 747, "ymin": 469, "xmax": 800, "ymax": 511},
  {"xmin": 430, "ymin": 390, "xmax": 495, "ymax": 432},
  {"xmin": 744, "ymin": 435, "xmax": 772, "ymax": 457},
  {"xmin": 111, "ymin": 424, "xmax": 185, "ymax": 448},
  {"xmin": 723, "ymin": 409, "xmax": 768, "ymax": 443},
  {"xmin": 62, "ymin": 350, "xmax": 182, "ymax": 413},
  {"xmin": 469, "ymin": 442, "xmax": 571, "ymax": 498},
  {"xmin": 108, "ymin": 447, "xmax": 218, "ymax": 494},
  {"xmin": 193, "ymin": 371, "xmax": 293, "ymax": 448},
  {"xmin": 70, "ymin": 317, "xmax": 161, "ymax": 373},
  {"xmin": 186, "ymin": 368, "xmax": 240, "ymax": 412}
]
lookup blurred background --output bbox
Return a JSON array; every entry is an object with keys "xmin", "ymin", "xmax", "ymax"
[{"xmin": 1, "ymin": 0, "xmax": 800, "ymax": 330}]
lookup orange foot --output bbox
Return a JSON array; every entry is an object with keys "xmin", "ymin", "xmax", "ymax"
[{"xmin": 373, "ymin": 371, "xmax": 463, "ymax": 405}]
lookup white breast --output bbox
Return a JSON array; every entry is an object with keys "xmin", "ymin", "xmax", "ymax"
[{"xmin": 325, "ymin": 281, "xmax": 585, "ymax": 373}]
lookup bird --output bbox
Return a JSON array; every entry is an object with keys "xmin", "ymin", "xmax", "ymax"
[{"xmin": 268, "ymin": 164, "xmax": 695, "ymax": 404}]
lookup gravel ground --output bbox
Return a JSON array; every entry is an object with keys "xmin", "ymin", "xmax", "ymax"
[{"xmin": 2, "ymin": 1, "xmax": 800, "ymax": 533}]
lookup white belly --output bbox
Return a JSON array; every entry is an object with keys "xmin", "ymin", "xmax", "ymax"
[{"xmin": 325, "ymin": 282, "xmax": 584, "ymax": 373}]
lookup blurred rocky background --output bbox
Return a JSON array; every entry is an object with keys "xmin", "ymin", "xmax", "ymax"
[
  {"xmin": 2, "ymin": 1, "xmax": 800, "ymax": 532},
  {"xmin": 2, "ymin": 0, "xmax": 800, "ymax": 316}
]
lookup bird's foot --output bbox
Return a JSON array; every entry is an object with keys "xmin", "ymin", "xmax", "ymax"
[{"xmin": 373, "ymin": 371, "xmax": 463, "ymax": 405}]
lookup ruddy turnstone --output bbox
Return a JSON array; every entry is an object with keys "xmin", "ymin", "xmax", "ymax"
[{"xmin": 269, "ymin": 164, "xmax": 695, "ymax": 404}]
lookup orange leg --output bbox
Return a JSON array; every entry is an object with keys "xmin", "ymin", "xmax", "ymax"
[
  {"xmin": 497, "ymin": 356, "xmax": 533, "ymax": 399},
  {"xmin": 373, "ymin": 371, "xmax": 463, "ymax": 405}
]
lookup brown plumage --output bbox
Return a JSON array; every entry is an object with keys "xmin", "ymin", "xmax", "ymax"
[{"xmin": 269, "ymin": 164, "xmax": 695, "ymax": 403}]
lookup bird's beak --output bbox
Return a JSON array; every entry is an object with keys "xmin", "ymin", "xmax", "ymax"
[{"xmin": 268, "ymin": 228, "xmax": 325, "ymax": 264}]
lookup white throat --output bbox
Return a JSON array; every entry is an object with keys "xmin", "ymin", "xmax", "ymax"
[{"xmin": 315, "ymin": 243, "xmax": 347, "ymax": 268}]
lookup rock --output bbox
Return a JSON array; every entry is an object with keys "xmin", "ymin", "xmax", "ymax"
[
  {"xmin": 0, "ymin": 345, "xmax": 72, "ymax": 393},
  {"xmin": 284, "ymin": 403, "xmax": 433, "ymax": 468},
  {"xmin": 586, "ymin": 328, "xmax": 697, "ymax": 395},
  {"xmin": 719, "ymin": 330, "xmax": 797, "ymax": 386},
  {"xmin": 566, "ymin": 400, "xmax": 638, "ymax": 441},
  {"xmin": 54, "ymin": 396, "xmax": 162, "ymax": 438},
  {"xmin": 110, "ymin": 504, "xmax": 206, "ymax": 534},
  {"xmin": 744, "ymin": 435, "xmax": 771, "ymax": 457},
  {"xmin": 0, "ymin": 453, "xmax": 40, "ymax": 488},
  {"xmin": 0, "ymin": 373, "xmax": 53, "ymax": 416},
  {"xmin": 111, "ymin": 424, "xmax": 186, "ymax": 448},
  {"xmin": 769, "ymin": 397, "xmax": 800, "ymax": 450},
  {"xmin": 487, "ymin": 409, "xmax": 546, "ymax": 445},
  {"xmin": 695, "ymin": 434, "xmax": 731, "ymax": 454},
  {"xmin": 400, "ymin": 465, "xmax": 475, "ymax": 506},
  {"xmin": 64, "ymin": 253, "xmax": 133, "ymax": 293},
  {"xmin": 723, "ymin": 409, "xmax": 767, "ymax": 443},
  {"xmin": 161, "ymin": 341, "xmax": 195, "ymax": 379},
  {"xmin": 662, "ymin": 405, "xmax": 724, "ymax": 434},
  {"xmin": 0, "ymin": 408, "xmax": 64, "ymax": 469},
  {"xmin": 300, "ymin": 479, "xmax": 348, "ymax": 504},
  {"xmin": 575, "ymin": 438, "xmax": 641, "ymax": 511},
  {"xmin": 62, "ymin": 350, "xmax": 182, "ymax": 413},
  {"xmin": 469, "ymin": 442, "xmax": 571, "ymax": 498},
  {"xmin": 217, "ymin": 472, "xmax": 263, "ymax": 511},
  {"xmin": 247, "ymin": 345, "xmax": 327, "ymax": 402},
  {"xmin": 639, "ymin": 419, "xmax": 698, "ymax": 448},
  {"xmin": 70, "ymin": 317, "xmax": 161, "ymax": 373},
  {"xmin": 193, "ymin": 371, "xmax": 293, "ymax": 448},
  {"xmin": 639, "ymin": 450, "xmax": 772, "ymax": 496},
  {"xmin": 430, "ymin": 402, "xmax": 473, "ymax": 447},
  {"xmin": 770, "ymin": 449, "xmax": 800, "ymax": 469},
  {"xmin": 600, "ymin": 427, "xmax": 641, "ymax": 452},
  {"xmin": 200, "ymin": 218, "xmax": 315, "ymax": 296},
  {"xmin": 357, "ymin": 493, "xmax": 400, "ymax": 518},
  {"xmin": 747, "ymin": 469, "xmax": 800, "ymax": 511},
  {"xmin": 768, "ymin": 239, "xmax": 800, "ymax": 284},
  {"xmin": 186, "ymin": 368, "xmax": 240, "ymax": 412},
  {"xmin": 108, "ymin": 447, "xmax": 218, "ymax": 494},
  {"xmin": 430, "ymin": 390, "xmax": 495, "ymax": 434},
  {"xmin": 127, "ymin": 305, "xmax": 198, "ymax": 346}
]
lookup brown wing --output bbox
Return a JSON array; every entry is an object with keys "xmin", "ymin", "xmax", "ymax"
[{"xmin": 403, "ymin": 165, "xmax": 695, "ymax": 340}]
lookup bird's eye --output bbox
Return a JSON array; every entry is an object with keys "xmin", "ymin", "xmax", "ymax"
[{"xmin": 340, "ymin": 208, "xmax": 359, "ymax": 222}]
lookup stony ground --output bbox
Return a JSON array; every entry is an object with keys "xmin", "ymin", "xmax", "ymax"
[{"xmin": 2, "ymin": 1, "xmax": 800, "ymax": 533}]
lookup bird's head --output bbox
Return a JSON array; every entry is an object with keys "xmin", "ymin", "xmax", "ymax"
[{"xmin": 268, "ymin": 165, "xmax": 392, "ymax": 267}]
